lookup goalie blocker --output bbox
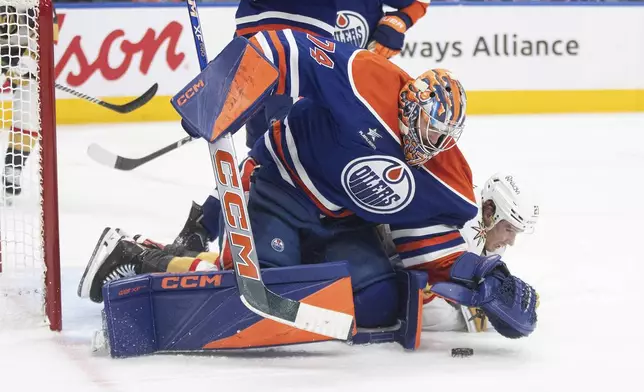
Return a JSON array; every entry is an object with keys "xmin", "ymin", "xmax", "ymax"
[
  {"xmin": 171, "ymin": 36, "xmax": 279, "ymax": 143},
  {"xmin": 101, "ymin": 263, "xmax": 426, "ymax": 358}
]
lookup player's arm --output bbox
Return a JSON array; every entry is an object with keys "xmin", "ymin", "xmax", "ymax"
[
  {"xmin": 390, "ymin": 145, "xmax": 478, "ymax": 283},
  {"xmin": 385, "ymin": 0, "xmax": 430, "ymax": 25},
  {"xmin": 369, "ymin": 0, "xmax": 430, "ymax": 58},
  {"xmin": 172, "ymin": 30, "xmax": 356, "ymax": 142},
  {"xmin": 390, "ymin": 221, "xmax": 469, "ymax": 285},
  {"xmin": 234, "ymin": 0, "xmax": 337, "ymax": 39},
  {"xmin": 247, "ymin": 29, "xmax": 352, "ymax": 105},
  {"xmin": 429, "ymin": 252, "xmax": 539, "ymax": 339},
  {"xmin": 392, "ymin": 222, "xmax": 539, "ymax": 339}
]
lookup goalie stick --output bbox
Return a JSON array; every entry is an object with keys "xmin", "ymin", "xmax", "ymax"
[
  {"xmin": 183, "ymin": 0, "xmax": 354, "ymax": 341},
  {"xmin": 55, "ymin": 83, "xmax": 158, "ymax": 114},
  {"xmin": 87, "ymin": 136, "xmax": 194, "ymax": 171}
]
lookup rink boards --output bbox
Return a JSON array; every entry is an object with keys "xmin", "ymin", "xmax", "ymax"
[{"xmin": 39, "ymin": 3, "xmax": 644, "ymax": 123}]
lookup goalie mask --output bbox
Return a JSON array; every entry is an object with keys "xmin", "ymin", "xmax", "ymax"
[{"xmin": 398, "ymin": 69, "xmax": 466, "ymax": 166}]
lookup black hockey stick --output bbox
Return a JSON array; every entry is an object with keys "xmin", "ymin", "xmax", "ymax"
[
  {"xmin": 55, "ymin": 83, "xmax": 158, "ymax": 114},
  {"xmin": 184, "ymin": 1, "xmax": 354, "ymax": 340},
  {"xmin": 87, "ymin": 135, "xmax": 194, "ymax": 171}
]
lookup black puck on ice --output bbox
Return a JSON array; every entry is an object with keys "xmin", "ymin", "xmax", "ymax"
[{"xmin": 451, "ymin": 348, "xmax": 474, "ymax": 357}]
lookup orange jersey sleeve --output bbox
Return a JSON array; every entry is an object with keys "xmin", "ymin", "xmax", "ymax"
[
  {"xmin": 400, "ymin": 1, "xmax": 430, "ymax": 27},
  {"xmin": 349, "ymin": 50, "xmax": 412, "ymax": 140}
]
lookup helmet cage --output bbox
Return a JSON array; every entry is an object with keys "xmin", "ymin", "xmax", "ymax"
[
  {"xmin": 400, "ymin": 100, "xmax": 465, "ymax": 166},
  {"xmin": 416, "ymin": 107, "xmax": 464, "ymax": 158},
  {"xmin": 399, "ymin": 71, "xmax": 466, "ymax": 166}
]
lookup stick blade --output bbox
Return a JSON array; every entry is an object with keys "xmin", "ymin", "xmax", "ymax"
[
  {"xmin": 293, "ymin": 303, "xmax": 354, "ymax": 341},
  {"xmin": 87, "ymin": 143, "xmax": 118, "ymax": 168},
  {"xmin": 101, "ymin": 83, "xmax": 159, "ymax": 114},
  {"xmin": 240, "ymin": 293, "xmax": 354, "ymax": 341}
]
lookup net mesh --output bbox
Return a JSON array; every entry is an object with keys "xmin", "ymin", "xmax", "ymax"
[{"xmin": 0, "ymin": 0, "xmax": 46, "ymax": 327}]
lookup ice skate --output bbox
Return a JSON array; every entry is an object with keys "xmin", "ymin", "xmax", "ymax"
[
  {"xmin": 166, "ymin": 201, "xmax": 213, "ymax": 254},
  {"xmin": 2, "ymin": 165, "xmax": 22, "ymax": 206},
  {"xmin": 77, "ymin": 227, "xmax": 145, "ymax": 303}
]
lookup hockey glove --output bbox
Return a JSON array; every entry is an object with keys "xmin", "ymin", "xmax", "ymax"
[
  {"xmin": 367, "ymin": 12, "xmax": 411, "ymax": 59},
  {"xmin": 181, "ymin": 119, "xmax": 201, "ymax": 139},
  {"xmin": 430, "ymin": 252, "xmax": 538, "ymax": 339}
]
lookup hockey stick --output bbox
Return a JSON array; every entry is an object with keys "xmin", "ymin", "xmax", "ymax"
[
  {"xmin": 55, "ymin": 83, "xmax": 158, "ymax": 114},
  {"xmin": 184, "ymin": 0, "xmax": 354, "ymax": 340},
  {"xmin": 87, "ymin": 136, "xmax": 194, "ymax": 171}
]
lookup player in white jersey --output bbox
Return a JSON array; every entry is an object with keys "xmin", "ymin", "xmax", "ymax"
[{"xmin": 422, "ymin": 172, "xmax": 540, "ymax": 332}]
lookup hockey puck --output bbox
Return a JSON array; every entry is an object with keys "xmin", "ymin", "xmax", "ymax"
[{"xmin": 451, "ymin": 348, "xmax": 474, "ymax": 357}]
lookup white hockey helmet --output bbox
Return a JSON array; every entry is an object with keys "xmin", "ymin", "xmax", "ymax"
[{"xmin": 481, "ymin": 173, "xmax": 539, "ymax": 233}]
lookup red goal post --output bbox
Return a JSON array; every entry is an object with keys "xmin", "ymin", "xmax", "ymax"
[{"xmin": 0, "ymin": 0, "xmax": 61, "ymax": 331}]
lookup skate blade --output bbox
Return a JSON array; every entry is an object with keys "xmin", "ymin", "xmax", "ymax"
[
  {"xmin": 90, "ymin": 328, "xmax": 111, "ymax": 355},
  {"xmin": 91, "ymin": 309, "xmax": 111, "ymax": 355},
  {"xmin": 77, "ymin": 227, "xmax": 126, "ymax": 298},
  {"xmin": 91, "ymin": 329, "xmax": 107, "ymax": 353}
]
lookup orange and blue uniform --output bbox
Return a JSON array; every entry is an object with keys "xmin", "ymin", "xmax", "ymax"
[
  {"xmin": 335, "ymin": 0, "xmax": 429, "ymax": 50},
  {"xmin": 235, "ymin": 0, "xmax": 338, "ymax": 39},
  {"xmin": 215, "ymin": 31, "xmax": 478, "ymax": 289}
]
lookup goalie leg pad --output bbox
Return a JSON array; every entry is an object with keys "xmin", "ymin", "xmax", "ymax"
[
  {"xmin": 352, "ymin": 270, "xmax": 427, "ymax": 350},
  {"xmin": 353, "ymin": 277, "xmax": 398, "ymax": 328},
  {"xmin": 102, "ymin": 262, "xmax": 355, "ymax": 358}
]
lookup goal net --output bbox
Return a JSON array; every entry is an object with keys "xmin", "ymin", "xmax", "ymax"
[{"xmin": 0, "ymin": 0, "xmax": 60, "ymax": 330}]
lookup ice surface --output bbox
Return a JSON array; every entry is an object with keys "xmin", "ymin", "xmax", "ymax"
[{"xmin": 1, "ymin": 113, "xmax": 643, "ymax": 391}]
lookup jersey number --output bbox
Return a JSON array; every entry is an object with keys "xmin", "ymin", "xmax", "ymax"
[{"xmin": 307, "ymin": 34, "xmax": 335, "ymax": 69}]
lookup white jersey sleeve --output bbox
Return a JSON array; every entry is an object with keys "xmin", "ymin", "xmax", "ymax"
[{"xmin": 422, "ymin": 297, "xmax": 467, "ymax": 332}]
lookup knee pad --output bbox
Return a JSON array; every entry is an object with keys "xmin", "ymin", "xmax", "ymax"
[{"xmin": 353, "ymin": 277, "xmax": 398, "ymax": 328}]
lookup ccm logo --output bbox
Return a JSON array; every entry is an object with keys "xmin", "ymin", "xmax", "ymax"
[
  {"xmin": 176, "ymin": 79, "xmax": 205, "ymax": 106},
  {"xmin": 161, "ymin": 275, "xmax": 222, "ymax": 289},
  {"xmin": 118, "ymin": 285, "xmax": 146, "ymax": 296},
  {"xmin": 215, "ymin": 150, "xmax": 260, "ymax": 281}
]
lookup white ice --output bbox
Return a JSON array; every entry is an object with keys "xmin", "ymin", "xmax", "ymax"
[{"xmin": 1, "ymin": 113, "xmax": 643, "ymax": 391}]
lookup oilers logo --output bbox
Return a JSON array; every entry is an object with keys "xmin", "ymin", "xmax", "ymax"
[
  {"xmin": 271, "ymin": 238, "xmax": 284, "ymax": 253},
  {"xmin": 341, "ymin": 156, "xmax": 415, "ymax": 214},
  {"xmin": 334, "ymin": 11, "xmax": 369, "ymax": 49}
]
